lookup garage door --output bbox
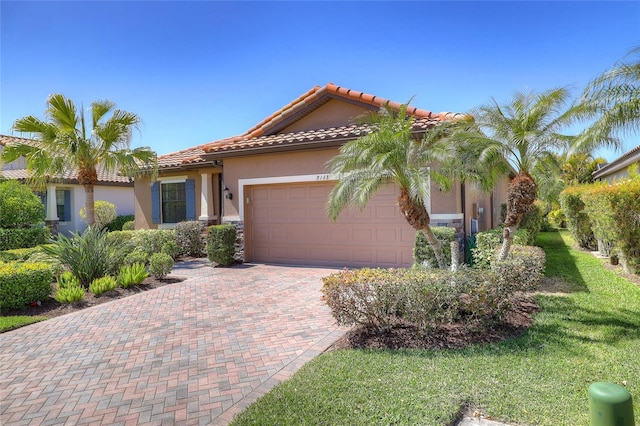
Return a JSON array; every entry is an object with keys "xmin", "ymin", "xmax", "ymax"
[{"xmin": 246, "ymin": 181, "xmax": 416, "ymax": 267}]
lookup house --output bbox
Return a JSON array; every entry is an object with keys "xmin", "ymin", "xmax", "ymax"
[
  {"xmin": 134, "ymin": 83, "xmax": 509, "ymax": 268},
  {"xmin": 593, "ymin": 144, "xmax": 640, "ymax": 182},
  {"xmin": 0, "ymin": 134, "xmax": 135, "ymax": 235}
]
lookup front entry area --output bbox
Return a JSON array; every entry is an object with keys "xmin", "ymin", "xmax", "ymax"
[{"xmin": 245, "ymin": 181, "xmax": 416, "ymax": 268}]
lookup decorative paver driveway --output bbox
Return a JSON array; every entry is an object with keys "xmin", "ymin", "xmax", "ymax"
[{"xmin": 0, "ymin": 262, "xmax": 345, "ymax": 425}]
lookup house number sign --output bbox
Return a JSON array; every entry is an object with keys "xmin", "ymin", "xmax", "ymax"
[{"xmin": 316, "ymin": 174, "xmax": 330, "ymax": 181}]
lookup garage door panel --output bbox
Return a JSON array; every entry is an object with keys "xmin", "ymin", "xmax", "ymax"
[{"xmin": 249, "ymin": 182, "xmax": 414, "ymax": 267}]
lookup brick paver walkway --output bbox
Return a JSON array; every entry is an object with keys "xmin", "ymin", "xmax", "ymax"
[{"xmin": 0, "ymin": 262, "xmax": 345, "ymax": 425}]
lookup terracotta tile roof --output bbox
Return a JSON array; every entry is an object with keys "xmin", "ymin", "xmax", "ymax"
[
  {"xmin": 157, "ymin": 83, "xmax": 468, "ymax": 167},
  {"xmin": 0, "ymin": 134, "xmax": 132, "ymax": 184}
]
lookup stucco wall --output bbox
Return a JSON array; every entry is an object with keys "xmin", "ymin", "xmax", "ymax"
[{"xmin": 281, "ymin": 99, "xmax": 370, "ymax": 133}]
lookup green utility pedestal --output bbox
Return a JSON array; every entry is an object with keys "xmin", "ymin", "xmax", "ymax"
[{"xmin": 588, "ymin": 382, "xmax": 634, "ymax": 426}]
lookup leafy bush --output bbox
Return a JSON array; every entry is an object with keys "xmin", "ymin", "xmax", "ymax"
[
  {"xmin": 0, "ymin": 227, "xmax": 51, "ymax": 250},
  {"xmin": 492, "ymin": 245, "xmax": 546, "ymax": 292},
  {"xmin": 117, "ymin": 263, "xmax": 149, "ymax": 288},
  {"xmin": 559, "ymin": 185, "xmax": 596, "ymax": 250},
  {"xmin": 161, "ymin": 240, "xmax": 179, "ymax": 259},
  {"xmin": 0, "ymin": 262, "xmax": 53, "ymax": 310},
  {"xmin": 80, "ymin": 200, "xmax": 117, "ymax": 230},
  {"xmin": 26, "ymin": 251, "xmax": 64, "ymax": 277},
  {"xmin": 130, "ymin": 229, "xmax": 176, "ymax": 259},
  {"xmin": 174, "ymin": 221, "xmax": 205, "ymax": 257},
  {"xmin": 0, "ymin": 246, "xmax": 44, "ymax": 262},
  {"xmin": 149, "ymin": 253, "xmax": 173, "ymax": 279},
  {"xmin": 104, "ymin": 215, "xmax": 135, "ymax": 232},
  {"xmin": 122, "ymin": 221, "xmax": 135, "ymax": 231},
  {"xmin": 413, "ymin": 227, "xmax": 456, "ymax": 267},
  {"xmin": 547, "ymin": 209, "xmax": 566, "ymax": 228},
  {"xmin": 581, "ymin": 179, "xmax": 640, "ymax": 274},
  {"xmin": 321, "ymin": 267, "xmax": 528, "ymax": 333},
  {"xmin": 89, "ymin": 275, "xmax": 118, "ymax": 295},
  {"xmin": 207, "ymin": 224, "xmax": 236, "ymax": 266},
  {"xmin": 519, "ymin": 200, "xmax": 545, "ymax": 245},
  {"xmin": 43, "ymin": 227, "xmax": 121, "ymax": 287},
  {"xmin": 55, "ymin": 272, "xmax": 84, "ymax": 304},
  {"xmin": 471, "ymin": 227, "xmax": 530, "ymax": 269},
  {"xmin": 0, "ymin": 180, "xmax": 45, "ymax": 228},
  {"xmin": 123, "ymin": 248, "xmax": 149, "ymax": 266}
]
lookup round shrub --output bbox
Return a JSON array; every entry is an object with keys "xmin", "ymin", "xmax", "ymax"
[
  {"xmin": 0, "ymin": 180, "xmax": 45, "ymax": 228},
  {"xmin": 149, "ymin": 252, "xmax": 174, "ymax": 279},
  {"xmin": 104, "ymin": 215, "xmax": 135, "ymax": 232},
  {"xmin": 122, "ymin": 221, "xmax": 135, "ymax": 231},
  {"xmin": 80, "ymin": 200, "xmax": 117, "ymax": 230}
]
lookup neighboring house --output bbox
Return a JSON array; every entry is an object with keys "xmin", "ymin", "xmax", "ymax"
[
  {"xmin": 134, "ymin": 83, "xmax": 509, "ymax": 268},
  {"xmin": 0, "ymin": 134, "xmax": 135, "ymax": 235},
  {"xmin": 593, "ymin": 144, "xmax": 640, "ymax": 183}
]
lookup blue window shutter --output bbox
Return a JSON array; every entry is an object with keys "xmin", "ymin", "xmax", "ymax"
[
  {"xmin": 151, "ymin": 181, "xmax": 160, "ymax": 224},
  {"xmin": 185, "ymin": 179, "xmax": 196, "ymax": 221},
  {"xmin": 63, "ymin": 190, "xmax": 71, "ymax": 222}
]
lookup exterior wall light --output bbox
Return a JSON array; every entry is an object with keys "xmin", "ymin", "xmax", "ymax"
[{"xmin": 224, "ymin": 186, "xmax": 233, "ymax": 200}]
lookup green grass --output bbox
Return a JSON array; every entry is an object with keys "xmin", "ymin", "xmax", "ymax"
[
  {"xmin": 0, "ymin": 315, "xmax": 46, "ymax": 333},
  {"xmin": 231, "ymin": 230, "xmax": 640, "ymax": 425}
]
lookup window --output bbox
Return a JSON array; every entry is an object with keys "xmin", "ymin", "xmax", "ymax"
[
  {"xmin": 161, "ymin": 182, "xmax": 186, "ymax": 223},
  {"xmin": 56, "ymin": 189, "xmax": 71, "ymax": 221},
  {"xmin": 151, "ymin": 179, "xmax": 196, "ymax": 224}
]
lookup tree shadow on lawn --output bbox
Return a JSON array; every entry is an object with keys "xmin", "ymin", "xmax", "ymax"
[{"xmin": 537, "ymin": 230, "xmax": 589, "ymax": 293}]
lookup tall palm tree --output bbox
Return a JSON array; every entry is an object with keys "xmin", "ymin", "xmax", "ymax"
[
  {"xmin": 0, "ymin": 94, "xmax": 157, "ymax": 226},
  {"xmin": 576, "ymin": 46, "xmax": 640, "ymax": 152},
  {"xmin": 326, "ymin": 104, "xmax": 461, "ymax": 269},
  {"xmin": 452, "ymin": 88, "xmax": 588, "ymax": 260}
]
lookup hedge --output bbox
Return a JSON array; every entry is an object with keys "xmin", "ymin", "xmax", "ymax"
[
  {"xmin": 559, "ymin": 185, "xmax": 596, "ymax": 250},
  {"xmin": 0, "ymin": 262, "xmax": 53, "ymax": 310},
  {"xmin": 104, "ymin": 215, "xmax": 135, "ymax": 232},
  {"xmin": 581, "ymin": 179, "xmax": 640, "ymax": 274},
  {"xmin": 0, "ymin": 227, "xmax": 51, "ymax": 251},
  {"xmin": 207, "ymin": 224, "xmax": 236, "ymax": 266},
  {"xmin": 519, "ymin": 200, "xmax": 545, "ymax": 245},
  {"xmin": 413, "ymin": 226, "xmax": 456, "ymax": 267},
  {"xmin": 0, "ymin": 180, "xmax": 45, "ymax": 228},
  {"xmin": 471, "ymin": 227, "xmax": 529, "ymax": 269}
]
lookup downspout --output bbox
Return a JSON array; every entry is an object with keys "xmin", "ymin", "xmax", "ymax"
[
  {"xmin": 461, "ymin": 183, "xmax": 466, "ymax": 257},
  {"xmin": 490, "ymin": 191, "xmax": 494, "ymax": 229}
]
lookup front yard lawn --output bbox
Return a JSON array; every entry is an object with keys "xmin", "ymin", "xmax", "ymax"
[
  {"xmin": 0, "ymin": 316, "xmax": 47, "ymax": 332},
  {"xmin": 231, "ymin": 230, "xmax": 640, "ymax": 425}
]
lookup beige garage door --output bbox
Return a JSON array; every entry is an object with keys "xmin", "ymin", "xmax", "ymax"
[{"xmin": 246, "ymin": 181, "xmax": 416, "ymax": 267}]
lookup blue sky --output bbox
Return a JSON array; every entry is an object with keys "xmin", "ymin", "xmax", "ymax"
[{"xmin": 1, "ymin": 1, "xmax": 639, "ymax": 161}]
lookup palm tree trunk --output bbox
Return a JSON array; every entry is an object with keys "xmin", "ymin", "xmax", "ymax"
[
  {"xmin": 420, "ymin": 226, "xmax": 446, "ymax": 269},
  {"xmin": 84, "ymin": 184, "xmax": 95, "ymax": 227},
  {"xmin": 498, "ymin": 224, "xmax": 519, "ymax": 261}
]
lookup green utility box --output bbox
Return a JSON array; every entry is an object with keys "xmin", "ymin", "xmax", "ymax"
[{"xmin": 588, "ymin": 382, "xmax": 634, "ymax": 426}]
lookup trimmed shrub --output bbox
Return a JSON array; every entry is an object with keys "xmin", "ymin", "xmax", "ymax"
[
  {"xmin": 559, "ymin": 185, "xmax": 596, "ymax": 250},
  {"xmin": 174, "ymin": 221, "xmax": 205, "ymax": 257},
  {"xmin": 161, "ymin": 240, "xmax": 179, "ymax": 259},
  {"xmin": 80, "ymin": 200, "xmax": 117, "ymax": 230},
  {"xmin": 43, "ymin": 227, "xmax": 121, "ymax": 287},
  {"xmin": 55, "ymin": 272, "xmax": 84, "ymax": 304},
  {"xmin": 89, "ymin": 275, "xmax": 118, "ymax": 296},
  {"xmin": 105, "ymin": 215, "xmax": 135, "ymax": 232},
  {"xmin": 0, "ymin": 262, "xmax": 53, "ymax": 310},
  {"xmin": 207, "ymin": 224, "xmax": 236, "ymax": 266},
  {"xmin": 130, "ymin": 229, "xmax": 176, "ymax": 259},
  {"xmin": 519, "ymin": 200, "xmax": 545, "ymax": 245},
  {"xmin": 413, "ymin": 227, "xmax": 456, "ymax": 267},
  {"xmin": 0, "ymin": 246, "xmax": 44, "ymax": 262},
  {"xmin": 492, "ymin": 245, "xmax": 546, "ymax": 292},
  {"xmin": 0, "ymin": 227, "xmax": 51, "ymax": 251},
  {"xmin": 123, "ymin": 248, "xmax": 149, "ymax": 266},
  {"xmin": 122, "ymin": 221, "xmax": 135, "ymax": 231},
  {"xmin": 0, "ymin": 180, "xmax": 45, "ymax": 228},
  {"xmin": 581, "ymin": 179, "xmax": 640, "ymax": 274},
  {"xmin": 117, "ymin": 263, "xmax": 149, "ymax": 288},
  {"xmin": 321, "ymin": 266, "xmax": 529, "ymax": 333},
  {"xmin": 149, "ymin": 253, "xmax": 174, "ymax": 279},
  {"xmin": 471, "ymin": 227, "xmax": 529, "ymax": 269}
]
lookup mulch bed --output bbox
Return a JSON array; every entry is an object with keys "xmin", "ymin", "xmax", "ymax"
[
  {"xmin": 1, "ymin": 276, "xmax": 185, "ymax": 320},
  {"xmin": 327, "ymin": 293, "xmax": 540, "ymax": 351}
]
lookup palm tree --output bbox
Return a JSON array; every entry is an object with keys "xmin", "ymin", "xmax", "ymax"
[
  {"xmin": 577, "ymin": 46, "xmax": 640, "ymax": 152},
  {"xmin": 452, "ymin": 88, "xmax": 589, "ymax": 260},
  {"xmin": 0, "ymin": 94, "xmax": 157, "ymax": 226},
  {"xmin": 326, "ymin": 104, "xmax": 461, "ymax": 269}
]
